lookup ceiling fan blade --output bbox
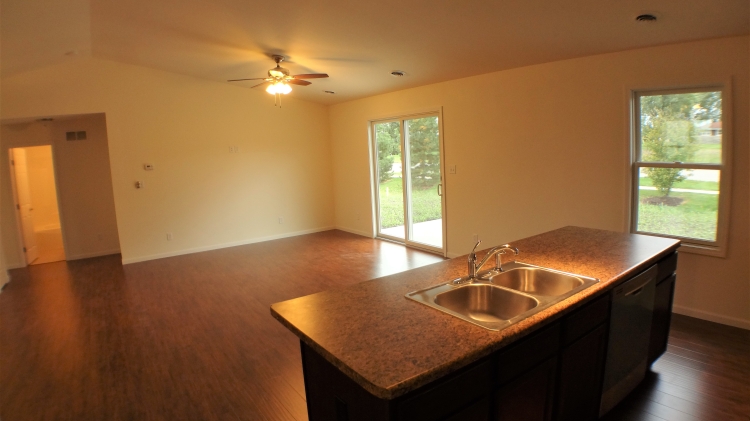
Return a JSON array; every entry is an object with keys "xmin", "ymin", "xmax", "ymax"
[
  {"xmin": 292, "ymin": 73, "xmax": 329, "ymax": 79},
  {"xmin": 251, "ymin": 81, "xmax": 271, "ymax": 89},
  {"xmin": 227, "ymin": 77, "xmax": 267, "ymax": 82},
  {"xmin": 288, "ymin": 79, "xmax": 312, "ymax": 86}
]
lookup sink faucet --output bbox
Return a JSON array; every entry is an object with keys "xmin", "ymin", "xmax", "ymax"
[
  {"xmin": 467, "ymin": 241, "xmax": 520, "ymax": 280},
  {"xmin": 492, "ymin": 244, "xmax": 520, "ymax": 272}
]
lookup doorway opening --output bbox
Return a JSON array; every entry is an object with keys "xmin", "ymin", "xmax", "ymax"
[
  {"xmin": 371, "ymin": 111, "xmax": 446, "ymax": 255},
  {"xmin": 9, "ymin": 146, "xmax": 66, "ymax": 265}
]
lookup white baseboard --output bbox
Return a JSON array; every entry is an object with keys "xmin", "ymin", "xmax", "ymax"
[
  {"xmin": 334, "ymin": 226, "xmax": 373, "ymax": 238},
  {"xmin": 121, "ymin": 226, "xmax": 335, "ymax": 265},
  {"xmin": 66, "ymin": 249, "xmax": 121, "ymax": 261},
  {"xmin": 673, "ymin": 304, "xmax": 750, "ymax": 330}
]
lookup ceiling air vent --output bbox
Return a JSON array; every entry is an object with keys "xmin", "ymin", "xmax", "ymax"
[
  {"xmin": 635, "ymin": 14, "xmax": 657, "ymax": 22},
  {"xmin": 66, "ymin": 131, "xmax": 87, "ymax": 141}
]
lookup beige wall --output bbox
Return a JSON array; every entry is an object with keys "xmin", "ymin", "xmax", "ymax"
[
  {"xmin": 1, "ymin": 115, "xmax": 121, "ymax": 264},
  {"xmin": 329, "ymin": 36, "xmax": 750, "ymax": 328},
  {"xmin": 1, "ymin": 58, "xmax": 335, "ymax": 264},
  {"xmin": 23, "ymin": 145, "xmax": 60, "ymax": 230}
]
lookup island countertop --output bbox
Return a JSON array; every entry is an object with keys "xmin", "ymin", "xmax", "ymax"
[{"xmin": 270, "ymin": 226, "xmax": 680, "ymax": 400}]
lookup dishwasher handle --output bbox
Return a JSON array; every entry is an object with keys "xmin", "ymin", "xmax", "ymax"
[{"xmin": 617, "ymin": 265, "xmax": 657, "ymax": 297}]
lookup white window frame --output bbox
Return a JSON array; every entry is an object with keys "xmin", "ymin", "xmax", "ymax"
[{"xmin": 629, "ymin": 83, "xmax": 732, "ymax": 257}]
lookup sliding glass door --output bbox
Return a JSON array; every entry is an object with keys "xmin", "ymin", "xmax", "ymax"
[{"xmin": 373, "ymin": 113, "xmax": 445, "ymax": 253}]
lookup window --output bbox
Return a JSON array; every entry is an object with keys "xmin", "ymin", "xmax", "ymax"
[{"xmin": 631, "ymin": 86, "xmax": 730, "ymax": 255}]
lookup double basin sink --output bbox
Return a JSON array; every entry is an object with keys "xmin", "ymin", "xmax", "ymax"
[{"xmin": 406, "ymin": 262, "xmax": 599, "ymax": 331}]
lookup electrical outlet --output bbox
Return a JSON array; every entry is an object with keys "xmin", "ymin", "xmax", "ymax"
[
  {"xmin": 167, "ymin": 233, "xmax": 173, "ymax": 241},
  {"xmin": 449, "ymin": 165, "xmax": 457, "ymax": 174},
  {"xmin": 278, "ymin": 216, "xmax": 284, "ymax": 224},
  {"xmin": 356, "ymin": 212, "xmax": 361, "ymax": 221},
  {"xmin": 229, "ymin": 145, "xmax": 240, "ymax": 153}
]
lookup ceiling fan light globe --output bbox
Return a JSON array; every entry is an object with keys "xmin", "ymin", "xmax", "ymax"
[
  {"xmin": 279, "ymin": 83, "xmax": 292, "ymax": 94},
  {"xmin": 266, "ymin": 83, "xmax": 278, "ymax": 94}
]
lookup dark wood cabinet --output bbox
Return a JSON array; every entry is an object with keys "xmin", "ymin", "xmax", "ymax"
[
  {"xmin": 396, "ymin": 360, "xmax": 492, "ymax": 421},
  {"xmin": 555, "ymin": 324, "xmax": 608, "ymax": 421},
  {"xmin": 648, "ymin": 273, "xmax": 676, "ymax": 364},
  {"xmin": 494, "ymin": 356, "xmax": 558, "ymax": 421},
  {"xmin": 300, "ymin": 252, "xmax": 677, "ymax": 421}
]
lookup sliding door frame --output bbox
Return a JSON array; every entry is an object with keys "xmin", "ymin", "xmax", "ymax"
[{"xmin": 369, "ymin": 107, "xmax": 447, "ymax": 257}]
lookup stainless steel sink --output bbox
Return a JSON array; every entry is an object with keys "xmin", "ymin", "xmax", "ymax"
[
  {"xmin": 435, "ymin": 284, "xmax": 539, "ymax": 323},
  {"xmin": 406, "ymin": 262, "xmax": 598, "ymax": 331},
  {"xmin": 482, "ymin": 266, "xmax": 584, "ymax": 296}
]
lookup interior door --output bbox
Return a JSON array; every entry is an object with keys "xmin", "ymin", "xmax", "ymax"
[
  {"xmin": 373, "ymin": 112, "xmax": 445, "ymax": 254},
  {"xmin": 11, "ymin": 149, "xmax": 39, "ymax": 264}
]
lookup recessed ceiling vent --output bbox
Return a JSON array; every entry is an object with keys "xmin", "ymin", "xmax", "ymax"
[
  {"xmin": 66, "ymin": 131, "xmax": 87, "ymax": 141},
  {"xmin": 635, "ymin": 14, "xmax": 657, "ymax": 22},
  {"xmin": 324, "ymin": 90, "xmax": 335, "ymax": 94},
  {"xmin": 390, "ymin": 70, "xmax": 406, "ymax": 77}
]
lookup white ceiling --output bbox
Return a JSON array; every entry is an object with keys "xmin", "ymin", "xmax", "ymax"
[{"xmin": 2, "ymin": 0, "xmax": 748, "ymax": 105}]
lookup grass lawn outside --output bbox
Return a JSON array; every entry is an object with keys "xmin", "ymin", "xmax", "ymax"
[
  {"xmin": 693, "ymin": 143, "xmax": 721, "ymax": 164},
  {"xmin": 637, "ymin": 189, "xmax": 718, "ymax": 241},
  {"xmin": 378, "ymin": 177, "xmax": 442, "ymax": 229},
  {"xmin": 638, "ymin": 177, "xmax": 719, "ymax": 191}
]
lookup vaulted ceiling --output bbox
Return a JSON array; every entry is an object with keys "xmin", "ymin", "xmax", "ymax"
[{"xmin": 2, "ymin": 0, "xmax": 748, "ymax": 104}]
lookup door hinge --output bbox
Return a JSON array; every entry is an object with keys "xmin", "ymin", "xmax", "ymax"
[
  {"xmin": 10, "ymin": 159, "xmax": 14, "ymax": 166},
  {"xmin": 23, "ymin": 247, "xmax": 27, "ymax": 253},
  {"xmin": 16, "ymin": 204, "xmax": 20, "ymax": 210}
]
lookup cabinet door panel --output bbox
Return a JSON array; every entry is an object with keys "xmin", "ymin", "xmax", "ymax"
[
  {"xmin": 494, "ymin": 357, "xmax": 557, "ymax": 421},
  {"xmin": 496, "ymin": 323, "xmax": 560, "ymax": 385},
  {"xmin": 562, "ymin": 294, "xmax": 609, "ymax": 346},
  {"xmin": 556, "ymin": 324, "xmax": 608, "ymax": 421},
  {"xmin": 397, "ymin": 360, "xmax": 491, "ymax": 421},
  {"xmin": 442, "ymin": 398, "xmax": 489, "ymax": 421},
  {"xmin": 649, "ymin": 274, "xmax": 676, "ymax": 364}
]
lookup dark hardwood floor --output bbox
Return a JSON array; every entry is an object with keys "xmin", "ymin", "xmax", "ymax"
[
  {"xmin": 1, "ymin": 229, "xmax": 748, "ymax": 421},
  {"xmin": 602, "ymin": 315, "xmax": 750, "ymax": 421},
  {"xmin": 0, "ymin": 230, "xmax": 444, "ymax": 421}
]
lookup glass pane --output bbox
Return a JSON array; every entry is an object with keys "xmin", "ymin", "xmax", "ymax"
[
  {"xmin": 636, "ymin": 167, "xmax": 719, "ymax": 241},
  {"xmin": 375, "ymin": 121, "xmax": 404, "ymax": 239},
  {"xmin": 405, "ymin": 116, "xmax": 442, "ymax": 247},
  {"xmin": 639, "ymin": 91, "xmax": 722, "ymax": 164}
]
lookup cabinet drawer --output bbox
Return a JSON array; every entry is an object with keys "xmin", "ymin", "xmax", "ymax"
[
  {"xmin": 496, "ymin": 322, "xmax": 560, "ymax": 385},
  {"xmin": 397, "ymin": 360, "xmax": 491, "ymax": 421},
  {"xmin": 656, "ymin": 252, "xmax": 678, "ymax": 284},
  {"xmin": 562, "ymin": 294, "xmax": 609, "ymax": 346}
]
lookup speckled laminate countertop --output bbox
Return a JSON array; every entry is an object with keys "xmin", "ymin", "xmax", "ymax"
[{"xmin": 270, "ymin": 226, "xmax": 680, "ymax": 400}]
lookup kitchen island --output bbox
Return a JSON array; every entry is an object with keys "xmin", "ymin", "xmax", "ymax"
[{"xmin": 271, "ymin": 226, "xmax": 680, "ymax": 420}]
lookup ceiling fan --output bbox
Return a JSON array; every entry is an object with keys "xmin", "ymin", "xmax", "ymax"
[{"xmin": 228, "ymin": 55, "xmax": 328, "ymax": 106}]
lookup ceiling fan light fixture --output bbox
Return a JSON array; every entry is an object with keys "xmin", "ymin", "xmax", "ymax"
[
  {"xmin": 267, "ymin": 81, "xmax": 292, "ymax": 95},
  {"xmin": 278, "ymin": 82, "xmax": 292, "ymax": 95}
]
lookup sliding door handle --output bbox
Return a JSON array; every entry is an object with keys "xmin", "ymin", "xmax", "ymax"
[{"xmin": 437, "ymin": 184, "xmax": 442, "ymax": 196}]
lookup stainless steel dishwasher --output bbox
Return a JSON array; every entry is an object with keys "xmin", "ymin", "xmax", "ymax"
[{"xmin": 600, "ymin": 264, "xmax": 657, "ymax": 416}]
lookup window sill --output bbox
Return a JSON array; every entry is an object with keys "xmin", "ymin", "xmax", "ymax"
[{"xmin": 678, "ymin": 242, "xmax": 726, "ymax": 258}]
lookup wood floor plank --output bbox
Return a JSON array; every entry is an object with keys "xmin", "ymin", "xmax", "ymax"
[{"xmin": 0, "ymin": 230, "xmax": 444, "ymax": 421}]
